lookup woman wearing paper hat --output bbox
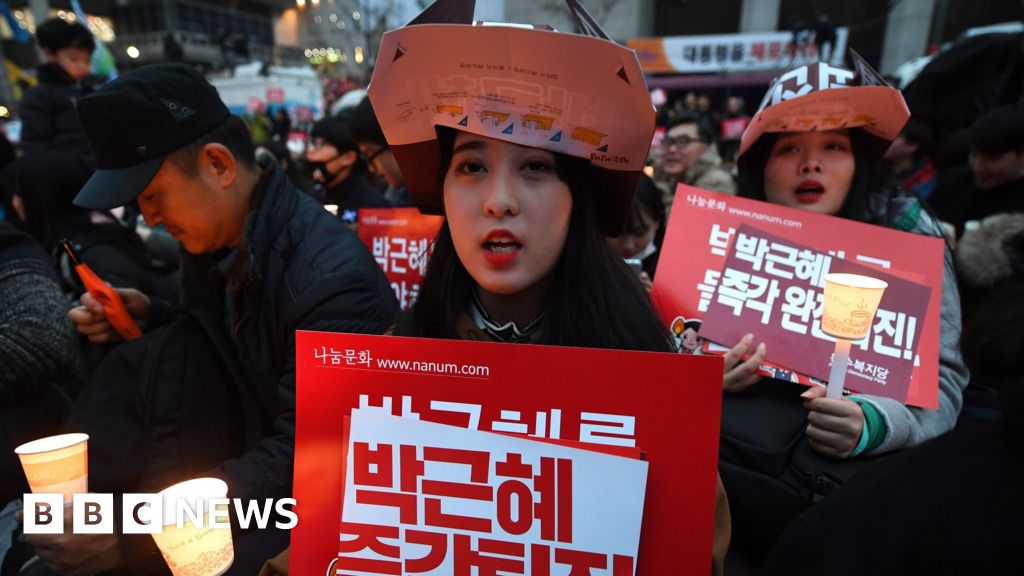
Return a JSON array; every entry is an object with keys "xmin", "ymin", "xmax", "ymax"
[
  {"xmin": 368, "ymin": 0, "xmax": 670, "ymax": 347},
  {"xmin": 254, "ymin": 5, "xmax": 730, "ymax": 575},
  {"xmin": 717, "ymin": 53, "xmax": 970, "ymax": 562},
  {"xmin": 369, "ymin": 0, "xmax": 729, "ymax": 573}
]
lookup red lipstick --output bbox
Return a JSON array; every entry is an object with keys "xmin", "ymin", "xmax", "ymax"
[
  {"xmin": 482, "ymin": 229, "xmax": 521, "ymax": 266},
  {"xmin": 795, "ymin": 179, "xmax": 825, "ymax": 204}
]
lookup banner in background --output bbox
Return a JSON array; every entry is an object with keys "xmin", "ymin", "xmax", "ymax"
[{"xmin": 628, "ymin": 28, "xmax": 849, "ymax": 74}]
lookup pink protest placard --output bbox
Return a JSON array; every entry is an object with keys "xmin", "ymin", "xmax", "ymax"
[
  {"xmin": 358, "ymin": 208, "xmax": 444, "ymax": 310},
  {"xmin": 700, "ymin": 224, "xmax": 931, "ymax": 402},
  {"xmin": 652, "ymin": 186, "xmax": 945, "ymax": 408}
]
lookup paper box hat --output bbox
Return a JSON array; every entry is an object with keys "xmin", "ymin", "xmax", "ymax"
[
  {"xmin": 739, "ymin": 51, "xmax": 910, "ymax": 158},
  {"xmin": 366, "ymin": 0, "xmax": 655, "ymax": 234}
]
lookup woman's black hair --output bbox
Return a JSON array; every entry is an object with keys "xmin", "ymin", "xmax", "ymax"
[
  {"xmin": 736, "ymin": 129, "xmax": 905, "ymax": 227},
  {"xmin": 629, "ymin": 174, "xmax": 665, "ymax": 234},
  {"xmin": 36, "ymin": 18, "xmax": 95, "ymax": 54},
  {"xmin": 395, "ymin": 128, "xmax": 675, "ymax": 353},
  {"xmin": 626, "ymin": 174, "xmax": 666, "ymax": 277}
]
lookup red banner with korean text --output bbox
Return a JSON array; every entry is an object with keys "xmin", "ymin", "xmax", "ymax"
[
  {"xmin": 700, "ymin": 224, "xmax": 931, "ymax": 403},
  {"xmin": 358, "ymin": 208, "xmax": 444, "ymax": 310},
  {"xmin": 292, "ymin": 332, "xmax": 724, "ymax": 575},
  {"xmin": 651, "ymin": 186, "xmax": 945, "ymax": 408}
]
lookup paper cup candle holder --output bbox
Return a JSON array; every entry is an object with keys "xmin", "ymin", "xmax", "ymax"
[
  {"xmin": 821, "ymin": 273, "xmax": 888, "ymax": 398},
  {"xmin": 150, "ymin": 477, "xmax": 234, "ymax": 576},
  {"xmin": 15, "ymin": 433, "xmax": 89, "ymax": 504}
]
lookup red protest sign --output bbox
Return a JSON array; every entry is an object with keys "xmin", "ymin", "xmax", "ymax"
[
  {"xmin": 652, "ymin": 186, "xmax": 945, "ymax": 408},
  {"xmin": 720, "ymin": 116, "xmax": 749, "ymax": 141},
  {"xmin": 266, "ymin": 87, "xmax": 285, "ymax": 103},
  {"xmin": 701, "ymin": 224, "xmax": 931, "ymax": 402},
  {"xmin": 358, "ymin": 208, "xmax": 444, "ymax": 310},
  {"xmin": 292, "ymin": 332, "xmax": 724, "ymax": 575}
]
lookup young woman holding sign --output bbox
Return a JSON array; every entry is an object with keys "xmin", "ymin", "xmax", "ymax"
[
  {"xmin": 260, "ymin": 2, "xmax": 731, "ymax": 574},
  {"xmin": 375, "ymin": 1, "xmax": 732, "ymax": 574},
  {"xmin": 717, "ymin": 55, "xmax": 970, "ymax": 564}
]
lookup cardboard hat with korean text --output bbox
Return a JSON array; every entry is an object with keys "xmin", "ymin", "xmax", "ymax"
[
  {"xmin": 738, "ymin": 51, "xmax": 910, "ymax": 158},
  {"xmin": 366, "ymin": 0, "xmax": 655, "ymax": 234}
]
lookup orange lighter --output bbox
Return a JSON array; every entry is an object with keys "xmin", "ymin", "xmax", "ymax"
[{"xmin": 61, "ymin": 239, "xmax": 142, "ymax": 341}]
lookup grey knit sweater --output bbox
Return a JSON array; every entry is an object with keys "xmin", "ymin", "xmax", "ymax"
[
  {"xmin": 0, "ymin": 226, "xmax": 77, "ymax": 405},
  {"xmin": 854, "ymin": 197, "xmax": 971, "ymax": 454}
]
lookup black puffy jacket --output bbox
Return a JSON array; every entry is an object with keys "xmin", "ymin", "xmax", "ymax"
[
  {"xmin": 209, "ymin": 161, "xmax": 399, "ymax": 500},
  {"xmin": 19, "ymin": 63, "xmax": 94, "ymax": 171},
  {"xmin": 111, "ymin": 161, "xmax": 398, "ymax": 573}
]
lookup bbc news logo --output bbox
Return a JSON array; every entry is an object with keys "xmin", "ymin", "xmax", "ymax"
[{"xmin": 23, "ymin": 493, "xmax": 297, "ymax": 534}]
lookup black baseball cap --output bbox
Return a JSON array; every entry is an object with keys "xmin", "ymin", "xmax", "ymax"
[{"xmin": 73, "ymin": 63, "xmax": 231, "ymax": 209}]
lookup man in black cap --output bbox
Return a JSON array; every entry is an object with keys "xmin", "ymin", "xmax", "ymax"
[
  {"xmin": 36, "ymin": 63, "xmax": 397, "ymax": 573},
  {"xmin": 306, "ymin": 114, "xmax": 390, "ymax": 226}
]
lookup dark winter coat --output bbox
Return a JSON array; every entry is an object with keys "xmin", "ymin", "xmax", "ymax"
[
  {"xmin": 761, "ymin": 410, "xmax": 1024, "ymax": 576},
  {"xmin": 114, "ymin": 159, "xmax": 398, "ymax": 572},
  {"xmin": 322, "ymin": 171, "xmax": 391, "ymax": 224},
  {"xmin": 193, "ymin": 160, "xmax": 398, "ymax": 501},
  {"xmin": 19, "ymin": 63, "xmax": 94, "ymax": 172}
]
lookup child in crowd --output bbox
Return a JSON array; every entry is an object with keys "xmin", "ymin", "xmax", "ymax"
[{"xmin": 20, "ymin": 17, "xmax": 96, "ymax": 172}]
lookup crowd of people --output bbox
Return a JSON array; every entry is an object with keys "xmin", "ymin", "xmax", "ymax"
[{"xmin": 0, "ymin": 4, "xmax": 1022, "ymax": 575}]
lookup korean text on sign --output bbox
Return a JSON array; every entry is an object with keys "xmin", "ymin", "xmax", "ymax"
[{"xmin": 339, "ymin": 411, "xmax": 647, "ymax": 575}]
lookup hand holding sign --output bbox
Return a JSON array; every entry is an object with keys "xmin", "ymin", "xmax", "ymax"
[{"xmin": 722, "ymin": 334, "xmax": 767, "ymax": 393}]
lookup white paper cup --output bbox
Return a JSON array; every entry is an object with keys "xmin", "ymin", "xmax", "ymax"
[
  {"xmin": 15, "ymin": 433, "xmax": 89, "ymax": 504},
  {"xmin": 150, "ymin": 478, "xmax": 234, "ymax": 576},
  {"xmin": 821, "ymin": 273, "xmax": 888, "ymax": 340}
]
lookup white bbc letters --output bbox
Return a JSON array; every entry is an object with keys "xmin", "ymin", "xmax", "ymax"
[
  {"xmin": 208, "ymin": 498, "xmax": 232, "ymax": 529},
  {"xmin": 274, "ymin": 498, "xmax": 298, "ymax": 529},
  {"xmin": 73, "ymin": 493, "xmax": 113, "ymax": 534},
  {"xmin": 22, "ymin": 494, "xmax": 298, "ymax": 533},
  {"xmin": 122, "ymin": 493, "xmax": 162, "ymax": 534},
  {"xmin": 23, "ymin": 494, "xmax": 64, "ymax": 534}
]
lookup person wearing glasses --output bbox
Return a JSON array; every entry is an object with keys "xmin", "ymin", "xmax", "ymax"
[{"xmin": 659, "ymin": 110, "xmax": 737, "ymax": 198}]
